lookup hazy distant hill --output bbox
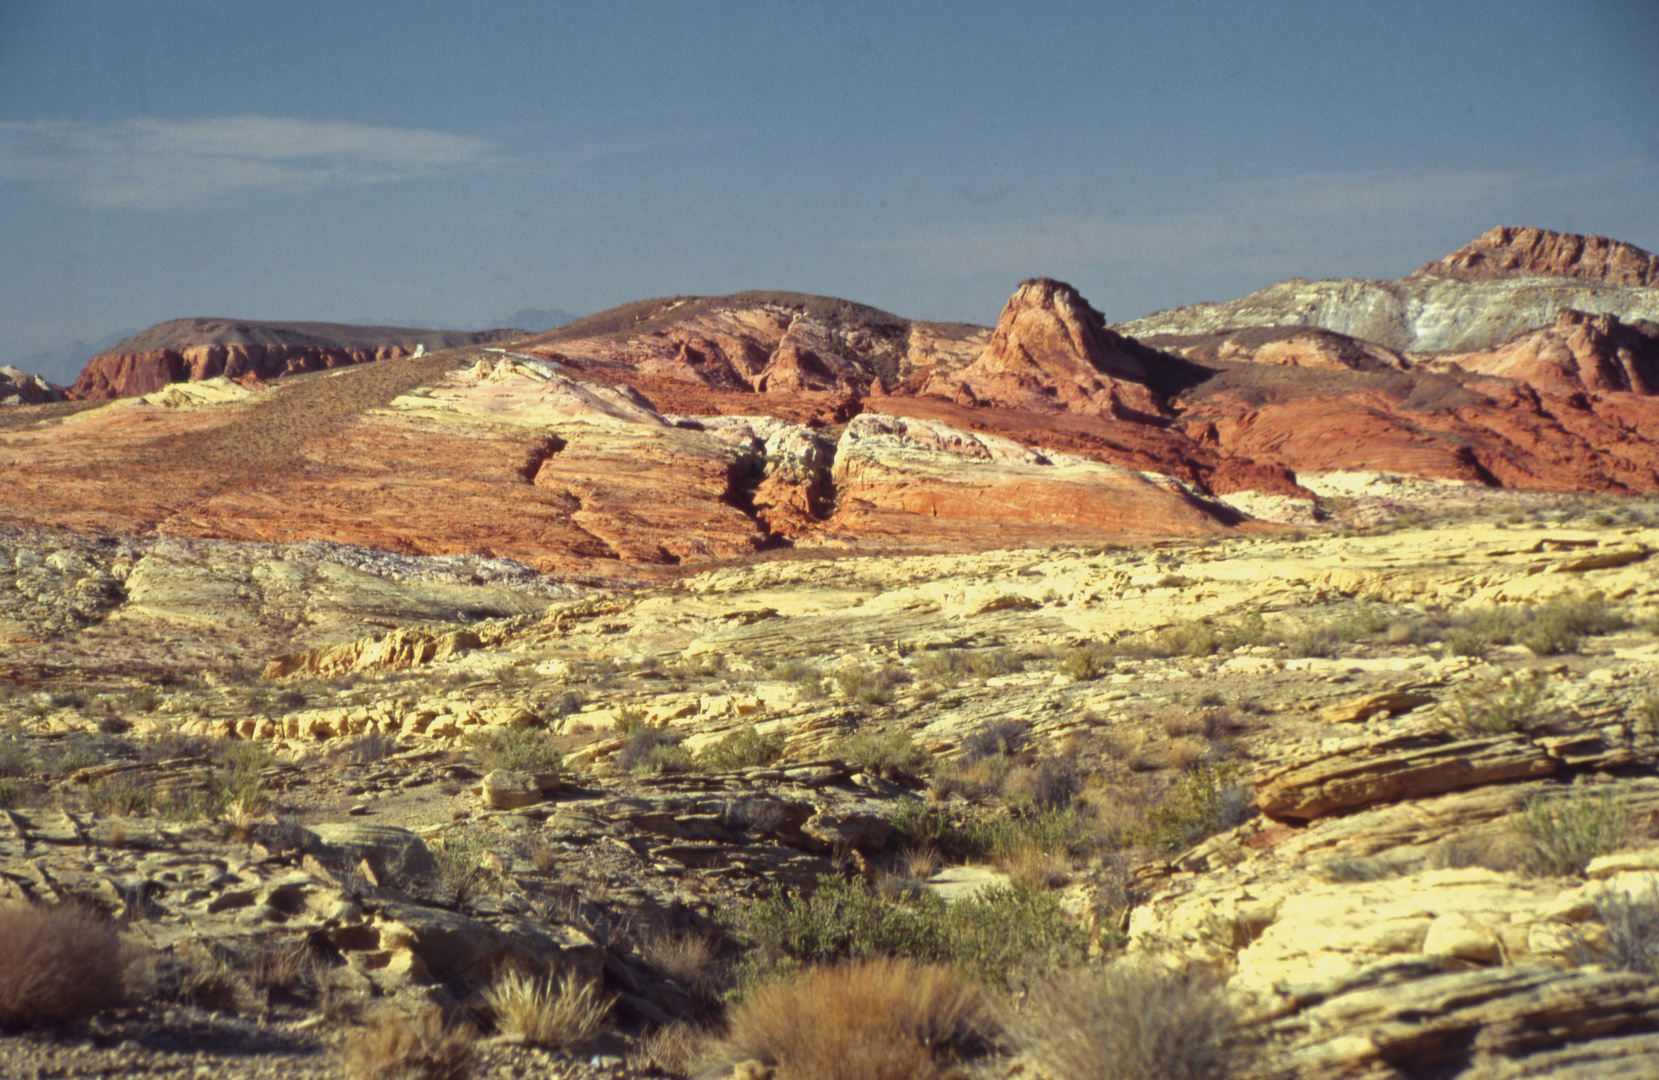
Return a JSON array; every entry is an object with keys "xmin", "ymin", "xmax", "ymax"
[{"xmin": 12, "ymin": 328, "xmax": 140, "ymax": 386}]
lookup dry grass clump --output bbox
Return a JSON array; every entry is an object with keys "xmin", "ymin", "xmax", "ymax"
[
  {"xmin": 707, "ymin": 957, "xmax": 1000, "ymax": 1080},
  {"xmin": 0, "ymin": 901, "xmax": 134, "ymax": 1027},
  {"xmin": 482, "ymin": 967, "xmax": 612, "ymax": 1048},
  {"xmin": 341, "ymin": 1006, "xmax": 477, "ymax": 1080},
  {"xmin": 641, "ymin": 930, "xmax": 724, "ymax": 998},
  {"xmin": 1017, "ymin": 963, "xmax": 1249, "ymax": 1080}
]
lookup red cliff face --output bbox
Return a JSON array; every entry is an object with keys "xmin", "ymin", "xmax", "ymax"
[
  {"xmin": 68, "ymin": 344, "xmax": 415, "ymax": 399},
  {"xmin": 1414, "ymin": 226, "xmax": 1659, "ymax": 287}
]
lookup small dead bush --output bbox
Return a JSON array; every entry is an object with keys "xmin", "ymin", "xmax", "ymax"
[
  {"xmin": 341, "ymin": 1006, "xmax": 477, "ymax": 1080},
  {"xmin": 1574, "ymin": 878, "xmax": 1659, "ymax": 975},
  {"xmin": 708, "ymin": 957, "xmax": 1000, "ymax": 1080},
  {"xmin": 482, "ymin": 968, "xmax": 612, "ymax": 1049},
  {"xmin": 1017, "ymin": 963, "xmax": 1248, "ymax": 1080},
  {"xmin": 0, "ymin": 901, "xmax": 134, "ymax": 1026},
  {"xmin": 641, "ymin": 931, "xmax": 723, "ymax": 998},
  {"xmin": 331, "ymin": 730, "xmax": 400, "ymax": 766}
]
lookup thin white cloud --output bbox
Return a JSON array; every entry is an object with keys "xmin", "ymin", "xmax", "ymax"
[
  {"xmin": 865, "ymin": 164, "xmax": 1659, "ymax": 275},
  {"xmin": 0, "ymin": 115, "xmax": 503, "ymax": 210}
]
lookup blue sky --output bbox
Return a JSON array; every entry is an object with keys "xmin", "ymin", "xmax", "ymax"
[{"xmin": 2, "ymin": 0, "xmax": 1656, "ymax": 377}]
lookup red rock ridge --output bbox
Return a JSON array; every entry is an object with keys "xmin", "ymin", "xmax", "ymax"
[{"xmin": 1413, "ymin": 226, "xmax": 1659, "ymax": 287}]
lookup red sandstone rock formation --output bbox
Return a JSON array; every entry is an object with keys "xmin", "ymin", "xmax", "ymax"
[
  {"xmin": 1414, "ymin": 226, "xmax": 1659, "ymax": 287},
  {"xmin": 68, "ymin": 319, "xmax": 522, "ymax": 400},
  {"xmin": 8, "ymin": 247, "xmax": 1659, "ymax": 578},
  {"xmin": 923, "ymin": 278, "xmax": 1166, "ymax": 419}
]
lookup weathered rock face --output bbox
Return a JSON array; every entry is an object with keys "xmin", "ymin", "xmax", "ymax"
[
  {"xmin": 0, "ymin": 365, "xmax": 63, "ymax": 406},
  {"xmin": 67, "ymin": 319, "xmax": 521, "ymax": 400},
  {"xmin": 1415, "ymin": 225, "xmax": 1659, "ymax": 287},
  {"xmin": 1437, "ymin": 308, "xmax": 1659, "ymax": 396},
  {"xmin": 827, "ymin": 412, "xmax": 1229, "ymax": 545},
  {"xmin": 923, "ymin": 278, "xmax": 1166, "ymax": 419}
]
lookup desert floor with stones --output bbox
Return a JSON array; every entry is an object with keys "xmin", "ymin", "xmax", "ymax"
[{"xmin": 2, "ymin": 490, "xmax": 1658, "ymax": 1079}]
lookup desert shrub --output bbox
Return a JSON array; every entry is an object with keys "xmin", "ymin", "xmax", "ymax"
[
  {"xmin": 1287, "ymin": 627, "xmax": 1336, "ymax": 659},
  {"xmin": 483, "ymin": 968, "xmax": 611, "ymax": 1048},
  {"xmin": 710, "ymin": 957, "xmax": 1000, "ymax": 1080},
  {"xmin": 1016, "ymin": 964, "xmax": 1248, "ymax": 1080},
  {"xmin": 1440, "ymin": 673, "xmax": 1550, "ymax": 734},
  {"xmin": 734, "ymin": 875, "xmax": 1088, "ymax": 992},
  {"xmin": 123, "ymin": 685, "xmax": 162, "ymax": 713},
  {"xmin": 999, "ymin": 759, "xmax": 1084, "ymax": 810},
  {"xmin": 1444, "ymin": 628, "xmax": 1489, "ymax": 657},
  {"xmin": 834, "ymin": 663, "xmax": 908, "ymax": 705},
  {"xmin": 1425, "ymin": 833, "xmax": 1528, "ymax": 873},
  {"xmin": 914, "ymin": 649, "xmax": 970, "ymax": 684},
  {"xmin": 968, "ymin": 648, "xmax": 1025, "ymax": 679},
  {"xmin": 433, "ymin": 831, "xmax": 494, "ymax": 906},
  {"xmin": 465, "ymin": 726, "xmax": 562, "ymax": 773},
  {"xmin": 637, "ymin": 742, "xmax": 696, "ymax": 775},
  {"xmin": 640, "ymin": 931, "xmax": 723, "ymax": 999},
  {"xmin": 341, "ymin": 1006, "xmax": 476, "ymax": 1080},
  {"xmin": 1573, "ymin": 878, "xmax": 1659, "ymax": 975},
  {"xmin": 1327, "ymin": 603, "xmax": 1394, "ymax": 641},
  {"xmin": 969, "ymin": 806, "xmax": 1089, "ymax": 860},
  {"xmin": 0, "ymin": 778, "xmax": 23, "ymax": 809},
  {"xmin": 1319, "ymin": 856, "xmax": 1405, "ymax": 883},
  {"xmin": 139, "ymin": 729, "xmax": 221, "ymax": 763},
  {"xmin": 0, "ymin": 739, "xmax": 31, "ymax": 777},
  {"xmin": 886, "ymin": 802, "xmax": 978, "ymax": 858},
  {"xmin": 0, "ymin": 901, "xmax": 133, "ymax": 1026},
  {"xmin": 1136, "ymin": 762, "xmax": 1252, "ymax": 852},
  {"xmin": 697, "ymin": 724, "xmax": 784, "ymax": 771},
  {"xmin": 1522, "ymin": 596, "xmax": 1630, "ymax": 655},
  {"xmin": 961, "ymin": 719, "xmax": 1029, "ymax": 761},
  {"xmin": 771, "ymin": 660, "xmax": 827, "ymax": 699},
  {"xmin": 1513, "ymin": 786, "xmax": 1634, "ymax": 877},
  {"xmin": 1444, "ymin": 606, "xmax": 1527, "ymax": 653},
  {"xmin": 332, "ymin": 730, "xmax": 400, "ymax": 766},
  {"xmin": 1635, "ymin": 696, "xmax": 1659, "ymax": 737},
  {"xmin": 86, "ymin": 777, "xmax": 153, "ymax": 817},
  {"xmin": 834, "ymin": 728, "xmax": 929, "ymax": 773},
  {"xmin": 613, "ymin": 705, "xmax": 651, "ymax": 734},
  {"xmin": 613, "ymin": 722, "xmax": 684, "ymax": 773},
  {"xmin": 1058, "ymin": 643, "xmax": 1115, "ymax": 681}
]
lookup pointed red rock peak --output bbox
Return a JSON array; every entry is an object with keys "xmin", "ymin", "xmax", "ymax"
[{"xmin": 924, "ymin": 278, "xmax": 1165, "ymax": 419}]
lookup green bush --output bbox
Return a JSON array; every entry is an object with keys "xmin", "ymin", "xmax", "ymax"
[
  {"xmin": 465, "ymin": 726, "xmax": 564, "ymax": 773},
  {"xmin": 834, "ymin": 664, "xmax": 909, "ymax": 705},
  {"xmin": 614, "ymin": 723, "xmax": 685, "ymax": 773},
  {"xmin": 733, "ymin": 875, "xmax": 1088, "ymax": 992},
  {"xmin": 86, "ymin": 778, "xmax": 153, "ymax": 817},
  {"xmin": 1514, "ymin": 786, "xmax": 1633, "ymax": 877},
  {"xmin": 1058, "ymin": 644, "xmax": 1114, "ymax": 682},
  {"xmin": 636, "ymin": 742, "xmax": 696, "ymax": 775},
  {"xmin": 697, "ymin": 724, "xmax": 785, "ymax": 771},
  {"xmin": 835, "ymin": 728, "xmax": 929, "ymax": 773},
  {"xmin": 1135, "ymin": 762, "xmax": 1252, "ymax": 852},
  {"xmin": 1440, "ymin": 673, "xmax": 1549, "ymax": 734}
]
